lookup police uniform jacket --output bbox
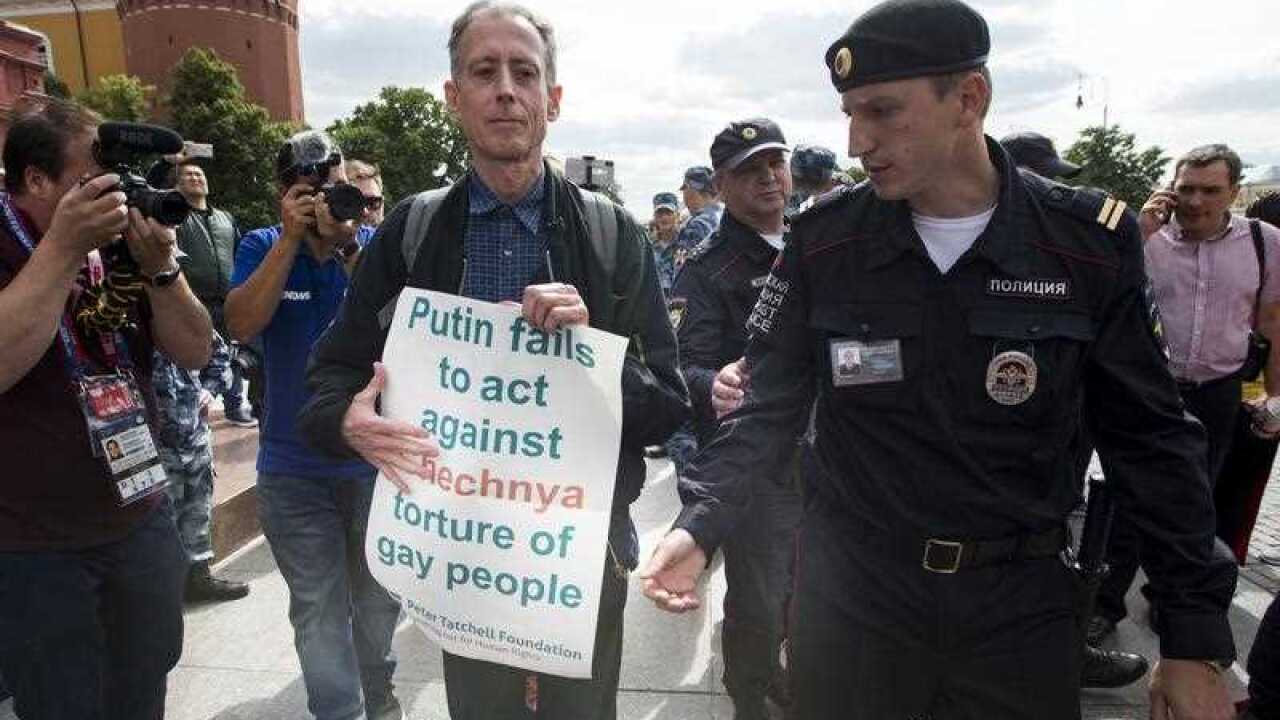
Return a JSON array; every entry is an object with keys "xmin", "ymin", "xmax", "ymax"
[
  {"xmin": 675, "ymin": 138, "xmax": 1236, "ymax": 661},
  {"xmin": 672, "ymin": 211, "xmax": 779, "ymax": 445}
]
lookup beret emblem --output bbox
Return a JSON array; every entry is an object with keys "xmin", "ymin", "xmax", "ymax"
[{"xmin": 834, "ymin": 47, "xmax": 853, "ymax": 79}]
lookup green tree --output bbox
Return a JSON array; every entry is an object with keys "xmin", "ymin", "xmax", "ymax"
[
  {"xmin": 43, "ymin": 71, "xmax": 70, "ymax": 99},
  {"xmin": 328, "ymin": 86, "xmax": 468, "ymax": 205},
  {"xmin": 164, "ymin": 48, "xmax": 294, "ymax": 230},
  {"xmin": 75, "ymin": 74, "xmax": 154, "ymax": 122},
  {"xmin": 1064, "ymin": 125, "xmax": 1169, "ymax": 207}
]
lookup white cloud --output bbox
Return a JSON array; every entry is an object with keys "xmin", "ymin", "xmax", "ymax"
[{"xmin": 299, "ymin": 0, "xmax": 1280, "ymax": 207}]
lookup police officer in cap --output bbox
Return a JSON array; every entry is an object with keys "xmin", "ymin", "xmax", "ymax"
[
  {"xmin": 640, "ymin": 1, "xmax": 1237, "ymax": 718},
  {"xmin": 1000, "ymin": 129, "xmax": 1153, "ymax": 692},
  {"xmin": 672, "ymin": 118, "xmax": 804, "ymax": 719},
  {"xmin": 1001, "ymin": 131, "xmax": 1083, "ymax": 181}
]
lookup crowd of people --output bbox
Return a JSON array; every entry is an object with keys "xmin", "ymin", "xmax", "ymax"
[{"xmin": 2, "ymin": 0, "xmax": 1280, "ymax": 719}]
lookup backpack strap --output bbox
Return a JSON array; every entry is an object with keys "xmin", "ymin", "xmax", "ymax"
[
  {"xmin": 578, "ymin": 190, "xmax": 619, "ymax": 280},
  {"xmin": 1251, "ymin": 219, "xmax": 1267, "ymax": 325},
  {"xmin": 377, "ymin": 187, "xmax": 450, "ymax": 330}
]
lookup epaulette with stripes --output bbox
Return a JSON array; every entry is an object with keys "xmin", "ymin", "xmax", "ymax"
[{"xmin": 1032, "ymin": 176, "xmax": 1129, "ymax": 233}]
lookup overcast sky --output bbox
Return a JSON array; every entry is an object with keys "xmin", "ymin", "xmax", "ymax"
[{"xmin": 298, "ymin": 0, "xmax": 1280, "ymax": 209}]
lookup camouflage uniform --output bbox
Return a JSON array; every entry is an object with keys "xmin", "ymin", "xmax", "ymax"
[
  {"xmin": 652, "ymin": 235, "xmax": 680, "ymax": 294},
  {"xmin": 152, "ymin": 334, "xmax": 232, "ymax": 564},
  {"xmin": 675, "ymin": 203, "xmax": 723, "ymax": 267}
]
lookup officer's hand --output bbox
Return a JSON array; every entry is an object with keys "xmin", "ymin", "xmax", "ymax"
[
  {"xmin": 122, "ymin": 209, "xmax": 179, "ymax": 277},
  {"xmin": 44, "ymin": 174, "xmax": 129, "ymax": 256},
  {"xmin": 341, "ymin": 362, "xmax": 440, "ymax": 495},
  {"xmin": 638, "ymin": 529, "xmax": 707, "ymax": 613},
  {"xmin": 522, "ymin": 283, "xmax": 589, "ymax": 332},
  {"xmin": 1139, "ymin": 190, "xmax": 1178, "ymax": 240},
  {"xmin": 1148, "ymin": 659, "xmax": 1234, "ymax": 720},
  {"xmin": 712, "ymin": 358, "xmax": 749, "ymax": 418},
  {"xmin": 280, "ymin": 183, "xmax": 317, "ymax": 245}
]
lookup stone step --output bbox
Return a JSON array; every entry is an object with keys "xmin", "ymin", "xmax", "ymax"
[{"xmin": 209, "ymin": 409, "xmax": 261, "ymax": 561}]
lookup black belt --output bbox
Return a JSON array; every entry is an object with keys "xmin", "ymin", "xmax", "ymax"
[
  {"xmin": 872, "ymin": 525, "xmax": 1068, "ymax": 574},
  {"xmin": 1176, "ymin": 374, "xmax": 1241, "ymax": 392}
]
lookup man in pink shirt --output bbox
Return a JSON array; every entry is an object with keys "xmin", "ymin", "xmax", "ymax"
[{"xmin": 1091, "ymin": 143, "xmax": 1280, "ymax": 645}]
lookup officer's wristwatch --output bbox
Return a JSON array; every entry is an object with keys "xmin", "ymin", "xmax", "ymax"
[{"xmin": 142, "ymin": 264, "xmax": 182, "ymax": 289}]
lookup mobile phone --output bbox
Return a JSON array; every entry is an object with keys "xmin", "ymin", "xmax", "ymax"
[{"xmin": 1162, "ymin": 181, "xmax": 1178, "ymax": 225}]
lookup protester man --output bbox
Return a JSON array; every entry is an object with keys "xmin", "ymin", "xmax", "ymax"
[
  {"xmin": 999, "ymin": 129, "xmax": 1150, "ymax": 690},
  {"xmin": 787, "ymin": 143, "xmax": 839, "ymax": 214},
  {"xmin": 172, "ymin": 160, "xmax": 256, "ymax": 427},
  {"xmin": 651, "ymin": 191, "xmax": 681, "ymax": 293},
  {"xmin": 1091, "ymin": 144, "xmax": 1280, "ymax": 647},
  {"xmin": 0, "ymin": 98, "xmax": 213, "ymax": 719},
  {"xmin": 297, "ymin": 4, "xmax": 688, "ymax": 718},
  {"xmin": 673, "ymin": 118, "xmax": 804, "ymax": 720},
  {"xmin": 640, "ymin": 2, "xmax": 1238, "ymax": 718},
  {"xmin": 225, "ymin": 130, "xmax": 403, "ymax": 720},
  {"xmin": 345, "ymin": 158, "xmax": 385, "ymax": 228}
]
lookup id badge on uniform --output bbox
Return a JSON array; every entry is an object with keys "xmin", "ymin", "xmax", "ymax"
[
  {"xmin": 829, "ymin": 338, "xmax": 904, "ymax": 386},
  {"xmin": 77, "ymin": 372, "xmax": 169, "ymax": 506}
]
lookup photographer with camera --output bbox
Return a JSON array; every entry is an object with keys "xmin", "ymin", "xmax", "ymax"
[
  {"xmin": 0, "ymin": 99, "xmax": 212, "ymax": 719},
  {"xmin": 224, "ymin": 130, "xmax": 402, "ymax": 720}
]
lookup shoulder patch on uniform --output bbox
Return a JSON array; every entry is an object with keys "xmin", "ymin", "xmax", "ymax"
[
  {"xmin": 686, "ymin": 231, "xmax": 725, "ymax": 263},
  {"xmin": 789, "ymin": 182, "xmax": 860, "ymax": 227}
]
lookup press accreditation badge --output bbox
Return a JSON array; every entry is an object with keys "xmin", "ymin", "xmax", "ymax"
[
  {"xmin": 829, "ymin": 338, "xmax": 903, "ymax": 387},
  {"xmin": 77, "ymin": 372, "xmax": 169, "ymax": 506}
]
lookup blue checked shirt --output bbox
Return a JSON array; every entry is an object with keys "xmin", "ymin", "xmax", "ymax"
[{"xmin": 463, "ymin": 171, "xmax": 549, "ymax": 303}]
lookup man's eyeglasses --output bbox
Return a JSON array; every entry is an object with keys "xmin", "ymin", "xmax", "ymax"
[{"xmin": 363, "ymin": 195, "xmax": 384, "ymax": 211}]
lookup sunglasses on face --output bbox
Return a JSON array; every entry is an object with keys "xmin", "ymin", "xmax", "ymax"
[{"xmin": 363, "ymin": 195, "xmax": 384, "ymax": 211}]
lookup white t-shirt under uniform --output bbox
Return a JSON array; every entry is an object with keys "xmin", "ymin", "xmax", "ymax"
[{"xmin": 912, "ymin": 205, "xmax": 996, "ymax": 274}]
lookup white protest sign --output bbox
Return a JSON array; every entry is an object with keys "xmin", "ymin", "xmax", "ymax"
[{"xmin": 368, "ymin": 288, "xmax": 628, "ymax": 678}]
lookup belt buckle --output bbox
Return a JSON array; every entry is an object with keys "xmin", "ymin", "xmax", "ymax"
[{"xmin": 922, "ymin": 539, "xmax": 964, "ymax": 574}]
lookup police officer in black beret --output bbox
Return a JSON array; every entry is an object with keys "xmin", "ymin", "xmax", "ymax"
[
  {"xmin": 639, "ymin": 1, "xmax": 1237, "ymax": 718},
  {"xmin": 670, "ymin": 118, "xmax": 804, "ymax": 719}
]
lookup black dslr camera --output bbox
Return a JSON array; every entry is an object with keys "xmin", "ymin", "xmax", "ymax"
[
  {"xmin": 279, "ymin": 131, "xmax": 366, "ymax": 223},
  {"xmin": 93, "ymin": 122, "xmax": 192, "ymax": 227},
  {"xmin": 76, "ymin": 123, "xmax": 193, "ymax": 336}
]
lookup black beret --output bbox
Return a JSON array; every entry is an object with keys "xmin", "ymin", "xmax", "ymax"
[
  {"xmin": 710, "ymin": 118, "xmax": 788, "ymax": 173},
  {"xmin": 825, "ymin": 0, "xmax": 990, "ymax": 92}
]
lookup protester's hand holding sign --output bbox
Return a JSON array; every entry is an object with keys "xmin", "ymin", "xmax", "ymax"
[
  {"xmin": 521, "ymin": 283, "xmax": 589, "ymax": 331},
  {"xmin": 342, "ymin": 361, "xmax": 440, "ymax": 494},
  {"xmin": 638, "ymin": 528, "xmax": 708, "ymax": 613}
]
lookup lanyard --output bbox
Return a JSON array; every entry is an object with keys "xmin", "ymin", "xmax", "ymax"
[{"xmin": 0, "ymin": 193, "xmax": 132, "ymax": 378}]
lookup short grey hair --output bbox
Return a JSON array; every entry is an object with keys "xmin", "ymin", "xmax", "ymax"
[
  {"xmin": 1176, "ymin": 144, "xmax": 1243, "ymax": 186},
  {"xmin": 448, "ymin": 1, "xmax": 557, "ymax": 87}
]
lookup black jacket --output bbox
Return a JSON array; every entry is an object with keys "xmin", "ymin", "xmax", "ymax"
[
  {"xmin": 676, "ymin": 138, "xmax": 1237, "ymax": 662},
  {"xmin": 298, "ymin": 165, "xmax": 689, "ymax": 512},
  {"xmin": 672, "ymin": 212, "xmax": 780, "ymax": 445}
]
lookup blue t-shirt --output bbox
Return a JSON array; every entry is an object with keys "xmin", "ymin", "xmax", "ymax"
[{"xmin": 231, "ymin": 225, "xmax": 375, "ymax": 479}]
